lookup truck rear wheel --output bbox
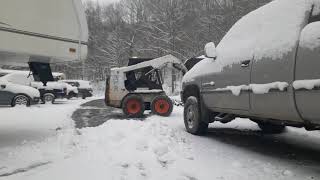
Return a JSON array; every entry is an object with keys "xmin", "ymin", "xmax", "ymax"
[
  {"xmin": 184, "ymin": 96, "xmax": 209, "ymax": 135},
  {"xmin": 122, "ymin": 95, "xmax": 145, "ymax": 118},
  {"xmin": 151, "ymin": 95, "xmax": 173, "ymax": 117}
]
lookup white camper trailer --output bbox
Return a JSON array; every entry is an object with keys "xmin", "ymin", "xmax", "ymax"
[
  {"xmin": 0, "ymin": 0, "xmax": 88, "ymax": 84},
  {"xmin": 0, "ymin": 0, "xmax": 88, "ymax": 65}
]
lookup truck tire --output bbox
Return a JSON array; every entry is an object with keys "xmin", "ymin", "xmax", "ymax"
[
  {"xmin": 42, "ymin": 93, "xmax": 55, "ymax": 104},
  {"xmin": 122, "ymin": 95, "xmax": 145, "ymax": 118},
  {"xmin": 12, "ymin": 95, "xmax": 30, "ymax": 107},
  {"xmin": 184, "ymin": 96, "xmax": 209, "ymax": 135},
  {"xmin": 151, "ymin": 95, "xmax": 173, "ymax": 117},
  {"xmin": 258, "ymin": 122, "xmax": 286, "ymax": 134}
]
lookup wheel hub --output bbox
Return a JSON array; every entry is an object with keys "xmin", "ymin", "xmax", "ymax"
[
  {"xmin": 127, "ymin": 100, "xmax": 141, "ymax": 114},
  {"xmin": 154, "ymin": 99, "xmax": 170, "ymax": 114},
  {"xmin": 15, "ymin": 96, "xmax": 28, "ymax": 106},
  {"xmin": 186, "ymin": 106, "xmax": 195, "ymax": 129},
  {"xmin": 45, "ymin": 95, "xmax": 53, "ymax": 102}
]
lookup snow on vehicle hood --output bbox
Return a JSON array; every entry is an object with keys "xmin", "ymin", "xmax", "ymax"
[
  {"xmin": 65, "ymin": 83, "xmax": 79, "ymax": 94},
  {"xmin": 31, "ymin": 81, "xmax": 67, "ymax": 90},
  {"xmin": 61, "ymin": 80, "xmax": 92, "ymax": 89},
  {"xmin": 0, "ymin": 79, "xmax": 40, "ymax": 98},
  {"xmin": 183, "ymin": 0, "xmax": 320, "ymax": 83}
]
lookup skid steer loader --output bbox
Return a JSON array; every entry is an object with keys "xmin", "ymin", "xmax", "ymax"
[{"xmin": 105, "ymin": 55, "xmax": 187, "ymax": 118}]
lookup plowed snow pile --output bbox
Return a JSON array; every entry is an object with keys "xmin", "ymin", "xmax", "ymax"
[{"xmin": 2, "ymin": 105, "xmax": 320, "ymax": 180}]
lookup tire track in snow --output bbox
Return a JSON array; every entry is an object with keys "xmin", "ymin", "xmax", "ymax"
[{"xmin": 0, "ymin": 161, "xmax": 51, "ymax": 177}]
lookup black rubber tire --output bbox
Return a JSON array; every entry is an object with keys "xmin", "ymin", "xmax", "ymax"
[
  {"xmin": 184, "ymin": 96, "xmax": 209, "ymax": 135},
  {"xmin": 151, "ymin": 95, "xmax": 174, "ymax": 117},
  {"xmin": 122, "ymin": 95, "xmax": 145, "ymax": 118},
  {"xmin": 12, "ymin": 95, "xmax": 30, "ymax": 107},
  {"xmin": 42, "ymin": 93, "xmax": 55, "ymax": 104},
  {"xmin": 258, "ymin": 122, "xmax": 286, "ymax": 134}
]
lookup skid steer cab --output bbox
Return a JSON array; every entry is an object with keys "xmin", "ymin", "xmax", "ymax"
[{"xmin": 105, "ymin": 55, "xmax": 187, "ymax": 118}]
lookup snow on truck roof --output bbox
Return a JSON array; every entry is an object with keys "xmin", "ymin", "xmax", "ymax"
[{"xmin": 183, "ymin": 0, "xmax": 320, "ymax": 81}]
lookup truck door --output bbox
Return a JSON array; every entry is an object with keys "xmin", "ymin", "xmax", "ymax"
[
  {"xmin": 248, "ymin": 2, "xmax": 316, "ymax": 123},
  {"xmin": 202, "ymin": 59, "xmax": 251, "ymax": 111},
  {"xmin": 295, "ymin": 20, "xmax": 320, "ymax": 125},
  {"xmin": 250, "ymin": 53, "xmax": 302, "ymax": 122}
]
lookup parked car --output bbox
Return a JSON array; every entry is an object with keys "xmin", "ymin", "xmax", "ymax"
[
  {"xmin": 181, "ymin": 0, "xmax": 320, "ymax": 135},
  {"xmin": 0, "ymin": 79, "xmax": 40, "ymax": 107},
  {"xmin": 61, "ymin": 80, "xmax": 93, "ymax": 99},
  {"xmin": 0, "ymin": 71, "xmax": 69, "ymax": 104}
]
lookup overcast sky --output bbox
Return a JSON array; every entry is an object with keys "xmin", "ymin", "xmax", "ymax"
[{"xmin": 83, "ymin": 0, "xmax": 119, "ymax": 5}]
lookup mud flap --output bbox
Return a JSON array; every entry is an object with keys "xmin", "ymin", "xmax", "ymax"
[{"xmin": 28, "ymin": 61, "xmax": 54, "ymax": 86}]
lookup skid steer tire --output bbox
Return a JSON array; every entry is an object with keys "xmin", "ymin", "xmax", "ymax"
[
  {"xmin": 122, "ymin": 95, "xmax": 145, "ymax": 118},
  {"xmin": 151, "ymin": 95, "xmax": 173, "ymax": 117}
]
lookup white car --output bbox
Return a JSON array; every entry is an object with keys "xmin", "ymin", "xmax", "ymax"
[
  {"xmin": 0, "ymin": 71, "xmax": 70, "ymax": 104},
  {"xmin": 0, "ymin": 79, "xmax": 40, "ymax": 107}
]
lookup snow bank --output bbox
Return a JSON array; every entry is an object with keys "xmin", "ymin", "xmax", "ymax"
[
  {"xmin": 90, "ymin": 81, "xmax": 105, "ymax": 97},
  {"xmin": 5, "ymin": 106, "xmax": 320, "ymax": 180},
  {"xmin": 293, "ymin": 79, "xmax": 320, "ymax": 90},
  {"xmin": 300, "ymin": 22, "xmax": 320, "ymax": 50},
  {"xmin": 0, "ymin": 98, "xmax": 92, "ymax": 178}
]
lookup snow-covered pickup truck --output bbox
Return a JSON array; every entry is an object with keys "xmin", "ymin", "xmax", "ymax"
[{"xmin": 181, "ymin": 0, "xmax": 320, "ymax": 135}]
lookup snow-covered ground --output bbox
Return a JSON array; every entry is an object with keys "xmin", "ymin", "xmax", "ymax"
[
  {"xmin": 1, "ymin": 99, "xmax": 320, "ymax": 180},
  {"xmin": 0, "ymin": 98, "xmax": 92, "ymax": 178}
]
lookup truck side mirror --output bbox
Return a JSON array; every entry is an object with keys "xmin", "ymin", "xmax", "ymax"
[{"xmin": 205, "ymin": 42, "xmax": 217, "ymax": 59}]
